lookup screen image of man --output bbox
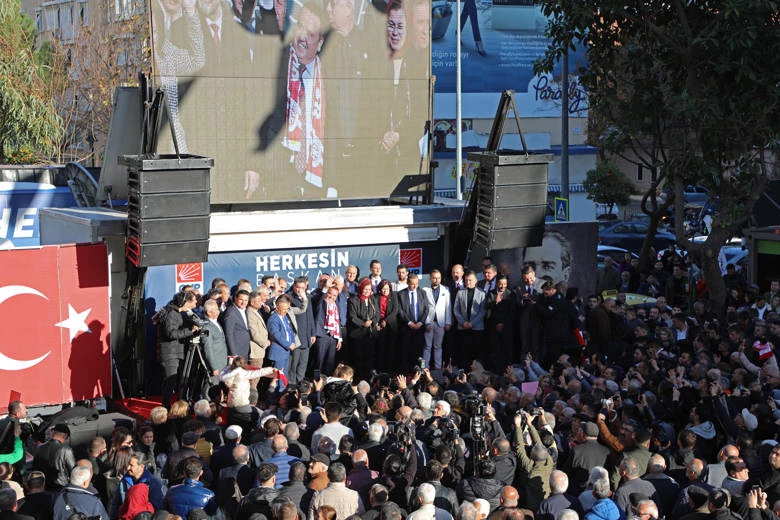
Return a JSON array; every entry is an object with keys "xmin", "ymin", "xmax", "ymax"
[
  {"xmin": 283, "ymin": 1, "xmax": 327, "ymax": 195},
  {"xmin": 522, "ymin": 230, "xmax": 572, "ymax": 287}
]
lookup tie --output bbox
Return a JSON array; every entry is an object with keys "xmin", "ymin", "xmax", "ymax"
[
  {"xmin": 294, "ymin": 64, "xmax": 307, "ymax": 174},
  {"xmin": 411, "ymin": 291, "xmax": 417, "ymax": 322},
  {"xmin": 210, "ymin": 23, "xmax": 220, "ymax": 46}
]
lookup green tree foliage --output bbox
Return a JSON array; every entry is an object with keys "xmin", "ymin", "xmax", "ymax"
[
  {"xmin": 536, "ymin": 0, "xmax": 780, "ymax": 312},
  {"xmin": 583, "ymin": 162, "xmax": 633, "ymax": 214},
  {"xmin": 0, "ymin": 0, "xmax": 62, "ymax": 163}
]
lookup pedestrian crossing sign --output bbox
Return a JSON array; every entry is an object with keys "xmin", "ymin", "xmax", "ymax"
[{"xmin": 554, "ymin": 197, "xmax": 569, "ymax": 222}]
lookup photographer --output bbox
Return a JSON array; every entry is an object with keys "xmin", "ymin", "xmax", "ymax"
[
  {"xmin": 513, "ymin": 409, "xmax": 555, "ymax": 511},
  {"xmin": 158, "ymin": 290, "xmax": 201, "ymax": 409}
]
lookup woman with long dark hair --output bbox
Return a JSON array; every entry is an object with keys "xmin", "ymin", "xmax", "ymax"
[
  {"xmin": 348, "ymin": 278, "xmax": 380, "ymax": 380},
  {"xmin": 373, "ymin": 279, "xmax": 399, "ymax": 371}
]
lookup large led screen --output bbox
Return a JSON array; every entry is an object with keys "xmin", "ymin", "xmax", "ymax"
[{"xmin": 150, "ymin": 0, "xmax": 431, "ymax": 203}]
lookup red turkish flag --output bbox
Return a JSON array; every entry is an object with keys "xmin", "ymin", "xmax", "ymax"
[{"xmin": 0, "ymin": 244, "xmax": 111, "ymax": 412}]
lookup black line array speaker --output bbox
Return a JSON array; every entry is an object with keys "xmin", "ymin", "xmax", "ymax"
[
  {"xmin": 468, "ymin": 152, "xmax": 552, "ymax": 250},
  {"xmin": 119, "ymin": 154, "xmax": 214, "ymax": 267}
]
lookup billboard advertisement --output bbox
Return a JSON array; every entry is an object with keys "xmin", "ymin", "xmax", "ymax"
[
  {"xmin": 151, "ymin": 0, "xmax": 431, "ymax": 204},
  {"xmin": 430, "ymin": 0, "xmax": 587, "ymax": 117},
  {"xmin": 0, "ymin": 244, "xmax": 112, "ymax": 411}
]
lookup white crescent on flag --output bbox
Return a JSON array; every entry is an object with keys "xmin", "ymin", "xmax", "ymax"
[{"xmin": 0, "ymin": 285, "xmax": 52, "ymax": 370}]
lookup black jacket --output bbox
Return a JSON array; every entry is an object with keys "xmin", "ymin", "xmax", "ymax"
[
  {"xmin": 457, "ymin": 476, "xmax": 503, "ymax": 511},
  {"xmin": 237, "ymin": 486, "xmax": 280, "ymax": 520},
  {"xmin": 158, "ymin": 304, "xmax": 196, "ymax": 362}
]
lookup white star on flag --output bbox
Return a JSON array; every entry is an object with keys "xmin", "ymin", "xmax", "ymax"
[{"xmin": 55, "ymin": 304, "xmax": 92, "ymax": 341}]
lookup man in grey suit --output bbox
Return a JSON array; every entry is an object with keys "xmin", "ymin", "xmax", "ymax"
[
  {"xmin": 453, "ymin": 270, "xmax": 486, "ymax": 368},
  {"xmin": 201, "ymin": 299, "xmax": 229, "ymax": 385}
]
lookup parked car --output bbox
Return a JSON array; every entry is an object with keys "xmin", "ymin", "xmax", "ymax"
[
  {"xmin": 598, "ymin": 221, "xmax": 677, "ymax": 252},
  {"xmin": 597, "ymin": 245, "xmax": 638, "ymax": 269}
]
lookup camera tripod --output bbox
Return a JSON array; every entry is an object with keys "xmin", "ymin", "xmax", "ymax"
[{"xmin": 179, "ymin": 338, "xmax": 211, "ymax": 402}]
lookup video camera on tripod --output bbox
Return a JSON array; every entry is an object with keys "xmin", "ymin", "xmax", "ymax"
[
  {"xmin": 180, "ymin": 311, "xmax": 211, "ymax": 401},
  {"xmin": 463, "ymin": 394, "xmax": 491, "ymax": 475},
  {"xmin": 187, "ymin": 312, "xmax": 210, "ymax": 342}
]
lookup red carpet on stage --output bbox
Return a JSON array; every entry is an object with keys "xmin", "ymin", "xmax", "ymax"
[{"xmin": 112, "ymin": 397, "xmax": 163, "ymax": 422}]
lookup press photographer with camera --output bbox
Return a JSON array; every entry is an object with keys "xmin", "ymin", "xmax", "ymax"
[
  {"xmin": 513, "ymin": 408, "xmax": 555, "ymax": 511},
  {"xmin": 158, "ymin": 290, "xmax": 202, "ymax": 409}
]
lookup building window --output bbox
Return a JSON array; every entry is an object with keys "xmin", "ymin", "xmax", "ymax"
[{"xmin": 637, "ymin": 164, "xmax": 643, "ymax": 181}]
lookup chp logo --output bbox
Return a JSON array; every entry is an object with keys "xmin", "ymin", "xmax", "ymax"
[
  {"xmin": 400, "ymin": 248, "xmax": 423, "ymax": 275},
  {"xmin": 176, "ymin": 262, "xmax": 204, "ymax": 292}
]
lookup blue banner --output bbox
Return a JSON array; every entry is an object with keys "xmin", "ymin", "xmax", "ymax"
[
  {"xmin": 0, "ymin": 182, "xmax": 77, "ymax": 248},
  {"xmin": 145, "ymin": 244, "xmax": 400, "ymax": 311}
]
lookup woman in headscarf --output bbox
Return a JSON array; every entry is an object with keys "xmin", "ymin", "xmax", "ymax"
[
  {"xmin": 348, "ymin": 278, "xmax": 380, "ymax": 380},
  {"xmin": 117, "ymin": 482, "xmax": 154, "ymax": 520}
]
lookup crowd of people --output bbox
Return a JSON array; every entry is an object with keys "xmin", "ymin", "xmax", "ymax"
[{"xmin": 0, "ymin": 255, "xmax": 779, "ymax": 520}]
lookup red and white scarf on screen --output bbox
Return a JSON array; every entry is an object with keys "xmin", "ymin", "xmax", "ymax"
[{"xmin": 285, "ymin": 47, "xmax": 325, "ymax": 187}]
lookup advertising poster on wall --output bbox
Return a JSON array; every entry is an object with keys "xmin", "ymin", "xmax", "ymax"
[
  {"xmin": 431, "ymin": 0, "xmax": 588, "ymax": 117},
  {"xmin": 151, "ymin": 0, "xmax": 431, "ymax": 204}
]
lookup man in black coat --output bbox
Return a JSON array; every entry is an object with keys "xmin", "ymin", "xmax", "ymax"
[
  {"xmin": 491, "ymin": 438, "xmax": 517, "ymax": 486},
  {"xmin": 16, "ymin": 471, "xmax": 53, "ymax": 520},
  {"xmin": 288, "ymin": 278, "xmax": 316, "ymax": 385},
  {"xmin": 237, "ymin": 463, "xmax": 280, "ymax": 520},
  {"xmin": 514, "ymin": 265, "xmax": 543, "ymax": 361},
  {"xmin": 456, "ymin": 458, "xmax": 504, "ymax": 511},
  {"xmin": 0, "ymin": 487, "xmax": 34, "ymax": 520},
  {"xmin": 536, "ymin": 279, "xmax": 578, "ymax": 367},
  {"xmin": 410, "ymin": 460, "xmax": 458, "ymax": 515}
]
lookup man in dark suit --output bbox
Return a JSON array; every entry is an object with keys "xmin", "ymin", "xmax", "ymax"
[
  {"xmin": 453, "ymin": 270, "xmax": 486, "ymax": 368},
  {"xmin": 397, "ymin": 273, "xmax": 431, "ymax": 372},
  {"xmin": 201, "ymin": 298, "xmax": 229, "ymax": 384},
  {"xmin": 288, "ymin": 278, "xmax": 315, "ymax": 386},
  {"xmin": 221, "ymin": 290, "xmax": 251, "ymax": 359},
  {"xmin": 314, "ymin": 287, "xmax": 343, "ymax": 376},
  {"xmin": 514, "ymin": 265, "xmax": 543, "ymax": 361},
  {"xmin": 476, "ymin": 263, "xmax": 498, "ymax": 295}
]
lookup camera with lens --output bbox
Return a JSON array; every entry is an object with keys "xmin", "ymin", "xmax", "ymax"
[{"xmin": 464, "ymin": 395, "xmax": 488, "ymax": 438}]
